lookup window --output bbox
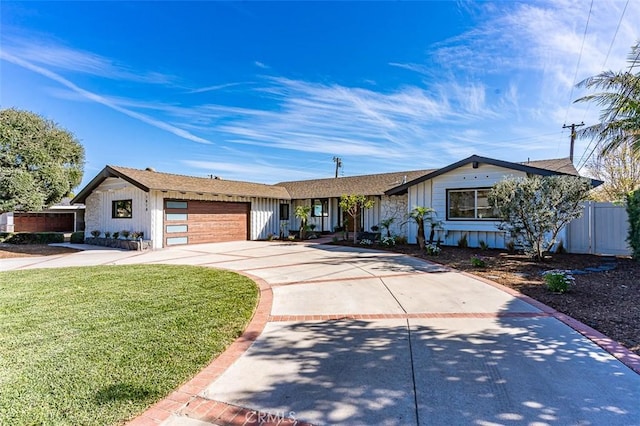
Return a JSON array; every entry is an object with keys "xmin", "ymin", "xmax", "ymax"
[
  {"xmin": 312, "ymin": 199, "xmax": 328, "ymax": 217},
  {"xmin": 166, "ymin": 236, "xmax": 188, "ymax": 245},
  {"xmin": 166, "ymin": 213, "xmax": 188, "ymax": 221},
  {"xmin": 279, "ymin": 203, "xmax": 289, "ymax": 220},
  {"xmin": 166, "ymin": 225, "xmax": 188, "ymax": 233},
  {"xmin": 447, "ymin": 189, "xmax": 498, "ymax": 220},
  {"xmin": 166, "ymin": 200, "xmax": 188, "ymax": 209},
  {"xmin": 112, "ymin": 200, "xmax": 132, "ymax": 218}
]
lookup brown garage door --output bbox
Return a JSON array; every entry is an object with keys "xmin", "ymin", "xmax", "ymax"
[
  {"xmin": 163, "ymin": 200, "xmax": 250, "ymax": 246},
  {"xmin": 14, "ymin": 213, "xmax": 74, "ymax": 232}
]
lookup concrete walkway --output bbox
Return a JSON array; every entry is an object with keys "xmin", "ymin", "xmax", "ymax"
[{"xmin": 2, "ymin": 241, "xmax": 639, "ymax": 426}]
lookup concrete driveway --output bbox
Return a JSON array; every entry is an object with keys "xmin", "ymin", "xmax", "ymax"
[{"xmin": 2, "ymin": 241, "xmax": 639, "ymax": 426}]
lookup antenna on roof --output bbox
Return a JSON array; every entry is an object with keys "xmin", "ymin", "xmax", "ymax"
[{"xmin": 332, "ymin": 156, "xmax": 343, "ymax": 178}]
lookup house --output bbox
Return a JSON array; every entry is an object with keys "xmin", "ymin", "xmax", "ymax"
[
  {"xmin": 0, "ymin": 198, "xmax": 85, "ymax": 233},
  {"xmin": 72, "ymin": 155, "xmax": 600, "ymax": 250}
]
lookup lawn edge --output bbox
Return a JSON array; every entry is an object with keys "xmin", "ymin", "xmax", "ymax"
[{"xmin": 127, "ymin": 271, "xmax": 273, "ymax": 425}]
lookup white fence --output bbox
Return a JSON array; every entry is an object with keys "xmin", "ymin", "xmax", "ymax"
[{"xmin": 567, "ymin": 201, "xmax": 631, "ymax": 256}]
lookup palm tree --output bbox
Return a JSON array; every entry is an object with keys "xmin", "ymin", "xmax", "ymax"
[
  {"xmin": 574, "ymin": 43, "xmax": 640, "ymax": 158},
  {"xmin": 294, "ymin": 205, "xmax": 311, "ymax": 240},
  {"xmin": 409, "ymin": 206, "xmax": 435, "ymax": 250}
]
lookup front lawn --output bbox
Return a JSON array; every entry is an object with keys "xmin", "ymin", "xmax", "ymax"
[{"xmin": 0, "ymin": 265, "xmax": 258, "ymax": 425}]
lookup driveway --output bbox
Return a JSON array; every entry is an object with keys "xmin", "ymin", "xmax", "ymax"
[{"xmin": 2, "ymin": 241, "xmax": 639, "ymax": 426}]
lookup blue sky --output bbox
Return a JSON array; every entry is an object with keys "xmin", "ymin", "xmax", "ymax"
[{"xmin": 2, "ymin": 1, "xmax": 639, "ymax": 189}]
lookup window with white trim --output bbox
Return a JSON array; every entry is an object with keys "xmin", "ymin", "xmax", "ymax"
[{"xmin": 447, "ymin": 188, "xmax": 498, "ymax": 220}]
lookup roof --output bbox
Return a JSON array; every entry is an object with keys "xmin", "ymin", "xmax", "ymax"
[
  {"xmin": 385, "ymin": 155, "xmax": 600, "ymax": 196},
  {"xmin": 71, "ymin": 165, "xmax": 291, "ymax": 203},
  {"xmin": 277, "ymin": 169, "xmax": 434, "ymax": 199}
]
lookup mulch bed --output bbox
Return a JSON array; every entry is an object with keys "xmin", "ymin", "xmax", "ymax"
[{"xmin": 0, "ymin": 243, "xmax": 80, "ymax": 259}]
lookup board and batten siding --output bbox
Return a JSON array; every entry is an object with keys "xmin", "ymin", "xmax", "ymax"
[
  {"xmin": 407, "ymin": 164, "xmax": 528, "ymax": 248},
  {"xmin": 148, "ymin": 190, "xmax": 283, "ymax": 249},
  {"xmin": 84, "ymin": 178, "xmax": 151, "ymax": 239}
]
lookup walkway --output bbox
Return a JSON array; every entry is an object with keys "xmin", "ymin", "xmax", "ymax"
[{"xmin": 2, "ymin": 241, "xmax": 639, "ymax": 425}]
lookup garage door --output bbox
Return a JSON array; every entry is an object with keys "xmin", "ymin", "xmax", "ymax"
[
  {"xmin": 163, "ymin": 200, "xmax": 250, "ymax": 246},
  {"xmin": 14, "ymin": 213, "xmax": 74, "ymax": 232}
]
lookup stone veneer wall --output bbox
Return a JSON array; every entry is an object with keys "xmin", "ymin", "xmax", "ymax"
[{"xmin": 379, "ymin": 195, "xmax": 408, "ymax": 238}]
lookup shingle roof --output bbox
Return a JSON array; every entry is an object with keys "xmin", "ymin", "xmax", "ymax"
[
  {"xmin": 522, "ymin": 158, "xmax": 579, "ymax": 175},
  {"xmin": 72, "ymin": 165, "xmax": 290, "ymax": 203},
  {"xmin": 277, "ymin": 169, "xmax": 434, "ymax": 199}
]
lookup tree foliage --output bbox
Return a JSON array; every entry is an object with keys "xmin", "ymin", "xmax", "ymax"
[
  {"xmin": 626, "ymin": 189, "xmax": 640, "ymax": 260},
  {"xmin": 574, "ymin": 42, "xmax": 640, "ymax": 158},
  {"xmin": 489, "ymin": 176, "xmax": 591, "ymax": 260},
  {"xmin": 339, "ymin": 194, "xmax": 374, "ymax": 243},
  {"xmin": 294, "ymin": 205, "xmax": 311, "ymax": 240},
  {"xmin": 409, "ymin": 206, "xmax": 435, "ymax": 250},
  {"xmin": 586, "ymin": 141, "xmax": 640, "ymax": 202},
  {"xmin": 0, "ymin": 108, "xmax": 84, "ymax": 212}
]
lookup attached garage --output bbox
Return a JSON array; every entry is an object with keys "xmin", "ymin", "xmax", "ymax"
[
  {"xmin": 14, "ymin": 212, "xmax": 75, "ymax": 232},
  {"xmin": 163, "ymin": 199, "xmax": 250, "ymax": 246}
]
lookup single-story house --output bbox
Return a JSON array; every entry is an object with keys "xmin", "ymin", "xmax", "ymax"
[
  {"xmin": 0, "ymin": 198, "xmax": 85, "ymax": 233},
  {"xmin": 72, "ymin": 155, "xmax": 601, "ymax": 250}
]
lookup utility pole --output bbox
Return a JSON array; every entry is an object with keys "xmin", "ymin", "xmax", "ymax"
[
  {"xmin": 332, "ymin": 156, "xmax": 342, "ymax": 178},
  {"xmin": 562, "ymin": 122, "xmax": 584, "ymax": 163}
]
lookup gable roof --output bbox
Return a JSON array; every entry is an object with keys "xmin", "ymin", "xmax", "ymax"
[
  {"xmin": 277, "ymin": 169, "xmax": 433, "ymax": 199},
  {"xmin": 71, "ymin": 165, "xmax": 291, "ymax": 203},
  {"xmin": 385, "ymin": 155, "xmax": 600, "ymax": 196}
]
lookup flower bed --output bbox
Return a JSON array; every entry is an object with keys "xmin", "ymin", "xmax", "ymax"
[{"xmin": 84, "ymin": 237, "xmax": 152, "ymax": 251}]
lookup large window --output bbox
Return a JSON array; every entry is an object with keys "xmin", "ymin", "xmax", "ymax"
[
  {"xmin": 312, "ymin": 199, "xmax": 328, "ymax": 217},
  {"xmin": 112, "ymin": 200, "xmax": 132, "ymax": 218},
  {"xmin": 447, "ymin": 189, "xmax": 498, "ymax": 220}
]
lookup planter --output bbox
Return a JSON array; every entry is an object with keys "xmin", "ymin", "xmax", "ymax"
[{"xmin": 85, "ymin": 237, "xmax": 152, "ymax": 251}]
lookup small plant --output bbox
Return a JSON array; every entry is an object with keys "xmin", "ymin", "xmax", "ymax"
[
  {"xmin": 287, "ymin": 235, "xmax": 296, "ymax": 241},
  {"xmin": 138, "ymin": 231, "xmax": 144, "ymax": 239},
  {"xmin": 112, "ymin": 231, "xmax": 120, "ymax": 240},
  {"xmin": 104, "ymin": 231, "xmax": 111, "ymax": 239},
  {"xmin": 470, "ymin": 255, "xmax": 487, "ymax": 268},
  {"xmin": 69, "ymin": 231, "xmax": 84, "ymax": 244},
  {"xmin": 371, "ymin": 225, "xmax": 379, "ymax": 232},
  {"xmin": 360, "ymin": 239, "xmax": 373, "ymax": 246},
  {"xmin": 555, "ymin": 239, "xmax": 567, "ymax": 254},
  {"xmin": 542, "ymin": 270, "xmax": 574, "ymax": 293},
  {"xmin": 90, "ymin": 230, "xmax": 101, "ymax": 238},
  {"xmin": 505, "ymin": 239, "xmax": 516, "ymax": 253},
  {"xmin": 380, "ymin": 217, "xmax": 395, "ymax": 238},
  {"xmin": 332, "ymin": 236, "xmax": 339, "ymax": 243},
  {"xmin": 131, "ymin": 231, "xmax": 141, "ymax": 240},
  {"xmin": 478, "ymin": 240, "xmax": 489, "ymax": 250},
  {"xmin": 121, "ymin": 230, "xmax": 130, "ymax": 240},
  {"xmin": 267, "ymin": 233, "xmax": 276, "ymax": 241},
  {"xmin": 380, "ymin": 236, "xmax": 396, "ymax": 247},
  {"xmin": 457, "ymin": 234, "xmax": 468, "ymax": 248},
  {"xmin": 425, "ymin": 243, "xmax": 441, "ymax": 256},
  {"xmin": 308, "ymin": 223, "xmax": 317, "ymax": 231},
  {"xmin": 394, "ymin": 235, "xmax": 408, "ymax": 245}
]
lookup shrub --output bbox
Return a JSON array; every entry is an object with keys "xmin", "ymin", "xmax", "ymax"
[
  {"xmin": 543, "ymin": 270, "xmax": 574, "ymax": 293},
  {"xmin": 394, "ymin": 235, "xmax": 408, "ymax": 245},
  {"xmin": 380, "ymin": 236, "xmax": 396, "ymax": 247},
  {"xmin": 112, "ymin": 231, "xmax": 120, "ymax": 239},
  {"xmin": 505, "ymin": 240, "xmax": 516, "ymax": 253},
  {"xmin": 458, "ymin": 234, "xmax": 468, "ymax": 248},
  {"xmin": 4, "ymin": 232, "xmax": 64, "ymax": 245},
  {"xmin": 120, "ymin": 230, "xmax": 130, "ymax": 239},
  {"xmin": 478, "ymin": 240, "xmax": 489, "ymax": 250},
  {"xmin": 332, "ymin": 236, "xmax": 339, "ymax": 243},
  {"xmin": 425, "ymin": 243, "xmax": 441, "ymax": 256},
  {"xmin": 0, "ymin": 232, "xmax": 13, "ymax": 243},
  {"xmin": 69, "ymin": 232, "xmax": 84, "ymax": 244},
  {"xmin": 627, "ymin": 189, "xmax": 640, "ymax": 260},
  {"xmin": 360, "ymin": 239, "xmax": 373, "ymax": 246},
  {"xmin": 371, "ymin": 225, "xmax": 379, "ymax": 232},
  {"xmin": 104, "ymin": 231, "xmax": 111, "ymax": 239},
  {"xmin": 90, "ymin": 230, "xmax": 101, "ymax": 238},
  {"xmin": 470, "ymin": 255, "xmax": 486, "ymax": 268}
]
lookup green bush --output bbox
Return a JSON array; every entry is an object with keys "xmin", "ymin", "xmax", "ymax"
[
  {"xmin": 626, "ymin": 189, "xmax": 640, "ymax": 260},
  {"xmin": 70, "ymin": 231, "xmax": 85, "ymax": 244},
  {"xmin": 457, "ymin": 233, "xmax": 468, "ymax": 248},
  {"xmin": 543, "ymin": 270, "xmax": 574, "ymax": 293},
  {"xmin": 470, "ymin": 255, "xmax": 486, "ymax": 268},
  {"xmin": 4, "ymin": 232, "xmax": 64, "ymax": 245},
  {"xmin": 0, "ymin": 232, "xmax": 13, "ymax": 243}
]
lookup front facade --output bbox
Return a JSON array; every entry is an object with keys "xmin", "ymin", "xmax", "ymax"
[{"xmin": 73, "ymin": 155, "xmax": 599, "ymax": 250}]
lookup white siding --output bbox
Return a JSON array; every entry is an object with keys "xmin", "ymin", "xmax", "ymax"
[
  {"xmin": 407, "ymin": 163, "xmax": 527, "ymax": 248},
  {"xmin": 84, "ymin": 178, "xmax": 151, "ymax": 240},
  {"xmin": 0, "ymin": 212, "xmax": 14, "ymax": 232}
]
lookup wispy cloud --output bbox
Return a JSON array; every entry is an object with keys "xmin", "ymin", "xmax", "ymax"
[
  {"xmin": 186, "ymin": 82, "xmax": 249, "ymax": 94},
  {"xmin": 0, "ymin": 51, "xmax": 211, "ymax": 145},
  {"xmin": 2, "ymin": 34, "xmax": 178, "ymax": 84},
  {"xmin": 254, "ymin": 61, "xmax": 269, "ymax": 69}
]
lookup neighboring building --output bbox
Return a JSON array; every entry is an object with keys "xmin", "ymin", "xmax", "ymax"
[
  {"xmin": 72, "ymin": 155, "xmax": 601, "ymax": 250},
  {"xmin": 0, "ymin": 198, "xmax": 85, "ymax": 233}
]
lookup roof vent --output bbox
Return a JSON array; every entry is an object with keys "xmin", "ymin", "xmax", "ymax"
[
  {"xmin": 145, "ymin": 167, "xmax": 156, "ymax": 172},
  {"xmin": 402, "ymin": 175, "xmax": 407, "ymax": 184}
]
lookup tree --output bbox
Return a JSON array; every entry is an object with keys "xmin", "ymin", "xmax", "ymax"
[
  {"xmin": 586, "ymin": 141, "xmax": 640, "ymax": 202},
  {"xmin": 339, "ymin": 194, "xmax": 374, "ymax": 243},
  {"xmin": 409, "ymin": 206, "xmax": 435, "ymax": 250},
  {"xmin": 489, "ymin": 175, "xmax": 591, "ymax": 261},
  {"xmin": 0, "ymin": 108, "xmax": 84, "ymax": 212},
  {"xmin": 574, "ymin": 43, "xmax": 640, "ymax": 158},
  {"xmin": 294, "ymin": 205, "xmax": 311, "ymax": 240}
]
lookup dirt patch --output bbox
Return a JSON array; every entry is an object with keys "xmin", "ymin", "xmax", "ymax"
[
  {"xmin": 0, "ymin": 243, "xmax": 80, "ymax": 259},
  {"xmin": 337, "ymin": 241, "xmax": 640, "ymax": 356}
]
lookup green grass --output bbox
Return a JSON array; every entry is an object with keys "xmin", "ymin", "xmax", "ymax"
[{"xmin": 0, "ymin": 265, "xmax": 258, "ymax": 425}]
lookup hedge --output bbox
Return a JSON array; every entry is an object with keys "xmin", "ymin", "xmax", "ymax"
[
  {"xmin": 3, "ymin": 232, "xmax": 65, "ymax": 245},
  {"xmin": 627, "ymin": 189, "xmax": 640, "ymax": 260},
  {"xmin": 70, "ymin": 231, "xmax": 85, "ymax": 244}
]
